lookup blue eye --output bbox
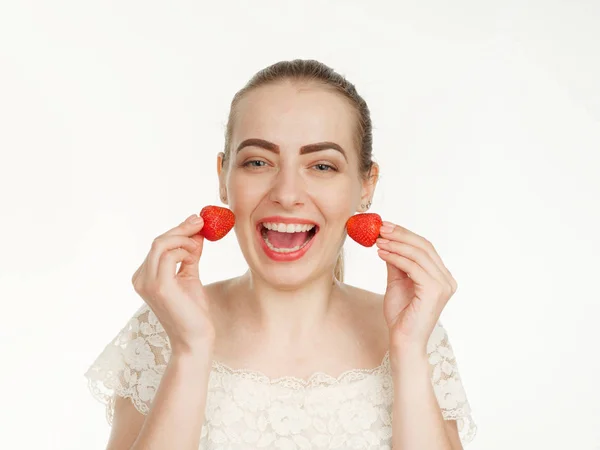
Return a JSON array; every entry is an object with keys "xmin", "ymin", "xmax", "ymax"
[{"xmin": 314, "ymin": 163, "xmax": 336, "ymax": 172}]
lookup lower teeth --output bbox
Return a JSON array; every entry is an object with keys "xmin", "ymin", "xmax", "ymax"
[{"xmin": 264, "ymin": 236, "xmax": 311, "ymax": 253}]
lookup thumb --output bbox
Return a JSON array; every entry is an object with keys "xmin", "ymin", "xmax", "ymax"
[
  {"xmin": 386, "ymin": 259, "xmax": 410, "ymax": 287},
  {"xmin": 177, "ymin": 221, "xmax": 205, "ymax": 279}
]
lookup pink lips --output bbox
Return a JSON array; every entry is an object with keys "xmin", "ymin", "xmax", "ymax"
[{"xmin": 256, "ymin": 215, "xmax": 319, "ymax": 262}]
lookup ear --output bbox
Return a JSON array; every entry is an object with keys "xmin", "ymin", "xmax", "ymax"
[
  {"xmin": 217, "ymin": 152, "xmax": 228, "ymax": 205},
  {"xmin": 358, "ymin": 162, "xmax": 379, "ymax": 212}
]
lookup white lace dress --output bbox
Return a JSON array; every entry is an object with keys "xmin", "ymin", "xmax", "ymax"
[{"xmin": 85, "ymin": 304, "xmax": 477, "ymax": 449}]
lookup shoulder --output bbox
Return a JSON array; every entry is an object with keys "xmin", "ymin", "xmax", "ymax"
[
  {"xmin": 338, "ymin": 281, "xmax": 384, "ymax": 313},
  {"xmin": 202, "ymin": 276, "xmax": 241, "ymax": 318},
  {"xmin": 336, "ymin": 282, "xmax": 389, "ymax": 352},
  {"xmin": 203, "ymin": 276, "xmax": 246, "ymax": 301}
]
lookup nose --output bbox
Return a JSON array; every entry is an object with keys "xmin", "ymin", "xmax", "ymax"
[{"xmin": 268, "ymin": 165, "xmax": 305, "ymax": 209}]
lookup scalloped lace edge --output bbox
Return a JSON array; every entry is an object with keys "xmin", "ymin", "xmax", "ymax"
[
  {"xmin": 86, "ymin": 376, "xmax": 151, "ymax": 426},
  {"xmin": 455, "ymin": 414, "xmax": 478, "ymax": 445},
  {"xmin": 210, "ymin": 350, "xmax": 391, "ymax": 389}
]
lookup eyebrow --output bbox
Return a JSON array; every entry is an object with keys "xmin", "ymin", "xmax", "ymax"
[{"xmin": 235, "ymin": 138, "xmax": 347, "ymax": 161}]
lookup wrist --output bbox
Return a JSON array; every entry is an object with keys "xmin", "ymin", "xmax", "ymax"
[
  {"xmin": 170, "ymin": 341, "xmax": 215, "ymax": 366},
  {"xmin": 389, "ymin": 344, "xmax": 429, "ymax": 374},
  {"xmin": 389, "ymin": 330, "xmax": 427, "ymax": 356}
]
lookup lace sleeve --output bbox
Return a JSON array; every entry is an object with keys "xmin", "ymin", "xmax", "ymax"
[
  {"xmin": 427, "ymin": 321, "xmax": 477, "ymax": 445},
  {"xmin": 84, "ymin": 303, "xmax": 171, "ymax": 425}
]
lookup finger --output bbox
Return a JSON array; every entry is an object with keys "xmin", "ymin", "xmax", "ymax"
[
  {"xmin": 158, "ymin": 247, "xmax": 194, "ymax": 283},
  {"xmin": 147, "ymin": 235, "xmax": 201, "ymax": 279},
  {"xmin": 378, "ymin": 249, "xmax": 452, "ymax": 310},
  {"xmin": 377, "ymin": 248, "xmax": 433, "ymax": 289},
  {"xmin": 384, "ymin": 255, "xmax": 410, "ymax": 287},
  {"xmin": 379, "ymin": 222, "xmax": 454, "ymax": 284},
  {"xmin": 177, "ymin": 231, "xmax": 204, "ymax": 279},
  {"xmin": 160, "ymin": 214, "xmax": 205, "ymax": 239},
  {"xmin": 162, "ymin": 215, "xmax": 205, "ymax": 277},
  {"xmin": 376, "ymin": 239, "xmax": 447, "ymax": 286}
]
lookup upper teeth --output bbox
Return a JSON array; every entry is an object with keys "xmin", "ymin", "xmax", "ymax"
[{"xmin": 262, "ymin": 222, "xmax": 315, "ymax": 233}]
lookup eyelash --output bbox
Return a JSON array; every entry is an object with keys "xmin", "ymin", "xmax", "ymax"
[
  {"xmin": 242, "ymin": 160, "xmax": 268, "ymax": 169},
  {"xmin": 242, "ymin": 160, "xmax": 338, "ymax": 172}
]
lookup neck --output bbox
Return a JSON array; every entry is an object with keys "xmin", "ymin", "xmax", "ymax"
[{"xmin": 235, "ymin": 269, "xmax": 341, "ymax": 348}]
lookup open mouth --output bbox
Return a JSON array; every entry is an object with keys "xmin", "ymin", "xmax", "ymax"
[{"xmin": 259, "ymin": 221, "xmax": 319, "ymax": 254}]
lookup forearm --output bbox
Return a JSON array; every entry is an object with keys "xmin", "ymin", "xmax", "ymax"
[
  {"xmin": 130, "ymin": 348, "xmax": 213, "ymax": 450},
  {"xmin": 390, "ymin": 348, "xmax": 452, "ymax": 450}
]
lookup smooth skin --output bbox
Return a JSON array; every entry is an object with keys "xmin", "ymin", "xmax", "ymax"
[{"xmin": 106, "ymin": 81, "xmax": 463, "ymax": 449}]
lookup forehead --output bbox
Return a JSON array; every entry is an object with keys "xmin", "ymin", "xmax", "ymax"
[{"xmin": 232, "ymin": 81, "xmax": 357, "ymax": 152}]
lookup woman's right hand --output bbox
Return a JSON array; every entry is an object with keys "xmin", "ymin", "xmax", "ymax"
[{"xmin": 131, "ymin": 214, "xmax": 215, "ymax": 356}]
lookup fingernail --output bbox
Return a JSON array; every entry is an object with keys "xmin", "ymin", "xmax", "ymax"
[
  {"xmin": 380, "ymin": 224, "xmax": 394, "ymax": 234},
  {"xmin": 187, "ymin": 214, "xmax": 202, "ymax": 224},
  {"xmin": 376, "ymin": 238, "xmax": 390, "ymax": 244},
  {"xmin": 378, "ymin": 249, "xmax": 390, "ymax": 255}
]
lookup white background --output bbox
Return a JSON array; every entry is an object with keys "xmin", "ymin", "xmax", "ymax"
[{"xmin": 1, "ymin": 1, "xmax": 599, "ymax": 449}]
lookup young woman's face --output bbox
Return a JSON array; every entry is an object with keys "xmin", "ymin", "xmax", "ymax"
[{"xmin": 219, "ymin": 81, "xmax": 375, "ymax": 288}]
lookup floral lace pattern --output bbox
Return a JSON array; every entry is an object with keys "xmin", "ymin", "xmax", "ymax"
[{"xmin": 85, "ymin": 304, "xmax": 477, "ymax": 448}]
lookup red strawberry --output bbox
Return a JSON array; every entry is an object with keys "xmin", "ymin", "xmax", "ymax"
[
  {"xmin": 199, "ymin": 206, "xmax": 235, "ymax": 241},
  {"xmin": 346, "ymin": 213, "xmax": 382, "ymax": 247}
]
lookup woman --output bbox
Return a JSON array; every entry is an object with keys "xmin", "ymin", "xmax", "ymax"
[{"xmin": 85, "ymin": 59, "xmax": 477, "ymax": 449}]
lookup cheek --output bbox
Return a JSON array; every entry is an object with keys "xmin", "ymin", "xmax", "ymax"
[
  {"xmin": 227, "ymin": 172, "xmax": 267, "ymax": 211},
  {"xmin": 310, "ymin": 178, "xmax": 359, "ymax": 217}
]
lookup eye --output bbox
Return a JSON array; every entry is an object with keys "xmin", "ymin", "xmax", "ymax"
[
  {"xmin": 313, "ymin": 163, "xmax": 337, "ymax": 172},
  {"xmin": 242, "ymin": 160, "xmax": 268, "ymax": 169}
]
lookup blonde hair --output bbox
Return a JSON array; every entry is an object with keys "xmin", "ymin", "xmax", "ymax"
[{"xmin": 223, "ymin": 59, "xmax": 374, "ymax": 282}]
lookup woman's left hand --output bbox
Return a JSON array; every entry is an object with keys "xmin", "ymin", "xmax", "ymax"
[{"xmin": 376, "ymin": 221, "xmax": 458, "ymax": 354}]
